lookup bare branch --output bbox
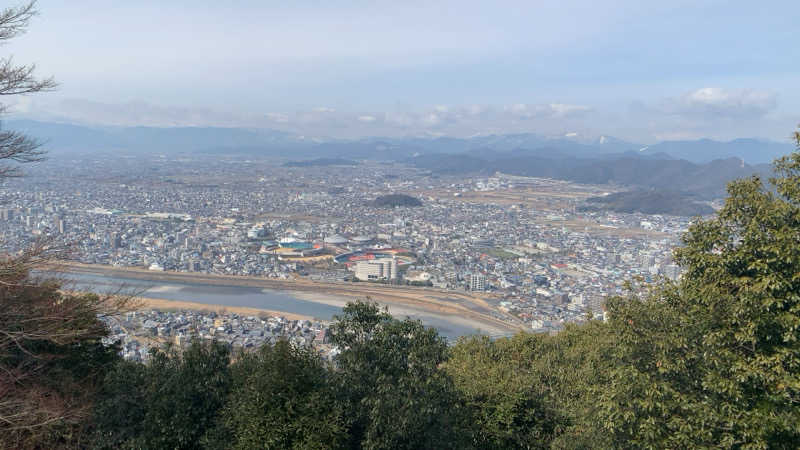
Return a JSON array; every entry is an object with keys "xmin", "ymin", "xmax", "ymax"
[
  {"xmin": 0, "ymin": 2, "xmax": 56, "ymax": 184},
  {"xmin": 0, "ymin": 3, "xmax": 90, "ymax": 441},
  {"xmin": 0, "ymin": 57, "xmax": 56, "ymax": 95},
  {"xmin": 0, "ymin": 135, "xmax": 46, "ymax": 160},
  {"xmin": 0, "ymin": 235, "xmax": 138, "ymax": 434},
  {"xmin": 0, "ymin": 1, "xmax": 36, "ymax": 43}
]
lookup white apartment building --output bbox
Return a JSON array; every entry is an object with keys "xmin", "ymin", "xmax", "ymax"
[
  {"xmin": 354, "ymin": 258, "xmax": 397, "ymax": 281},
  {"xmin": 468, "ymin": 273, "xmax": 487, "ymax": 291}
]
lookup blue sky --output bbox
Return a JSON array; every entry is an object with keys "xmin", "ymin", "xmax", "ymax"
[{"xmin": 5, "ymin": 0, "xmax": 800, "ymax": 142}]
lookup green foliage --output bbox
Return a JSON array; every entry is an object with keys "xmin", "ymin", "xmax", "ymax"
[
  {"xmin": 481, "ymin": 247, "xmax": 521, "ymax": 260},
  {"xmin": 88, "ymin": 360, "xmax": 148, "ymax": 449},
  {"xmin": 210, "ymin": 340, "xmax": 346, "ymax": 449},
  {"xmin": 447, "ymin": 333, "xmax": 565, "ymax": 449},
  {"xmin": 447, "ymin": 323, "xmax": 616, "ymax": 450},
  {"xmin": 91, "ymin": 339, "xmax": 232, "ymax": 449},
  {"xmin": 372, "ymin": 193, "xmax": 423, "ymax": 207},
  {"xmin": 594, "ymin": 136, "xmax": 800, "ymax": 448},
  {"xmin": 582, "ymin": 189, "xmax": 714, "ymax": 216},
  {"xmin": 330, "ymin": 301, "xmax": 470, "ymax": 449}
]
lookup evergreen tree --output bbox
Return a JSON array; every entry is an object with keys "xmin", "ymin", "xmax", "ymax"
[
  {"xmin": 92, "ymin": 339, "xmax": 232, "ymax": 449},
  {"xmin": 447, "ymin": 333, "xmax": 566, "ymax": 449},
  {"xmin": 209, "ymin": 340, "xmax": 346, "ymax": 449},
  {"xmin": 596, "ymin": 131, "xmax": 800, "ymax": 448},
  {"xmin": 447, "ymin": 322, "xmax": 615, "ymax": 450},
  {"xmin": 329, "ymin": 300, "xmax": 470, "ymax": 450}
]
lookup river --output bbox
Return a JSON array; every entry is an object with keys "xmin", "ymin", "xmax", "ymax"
[{"xmin": 56, "ymin": 272, "xmax": 510, "ymax": 341}]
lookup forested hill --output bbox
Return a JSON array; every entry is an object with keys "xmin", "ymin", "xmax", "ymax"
[
  {"xmin": 409, "ymin": 153, "xmax": 770, "ymax": 199},
  {"xmin": 372, "ymin": 194, "xmax": 423, "ymax": 207},
  {"xmin": 580, "ymin": 190, "xmax": 715, "ymax": 216}
]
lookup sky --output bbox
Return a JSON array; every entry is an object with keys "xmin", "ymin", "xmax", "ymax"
[{"xmin": 4, "ymin": 0, "xmax": 800, "ymax": 143}]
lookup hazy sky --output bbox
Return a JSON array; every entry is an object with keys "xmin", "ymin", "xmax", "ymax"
[{"xmin": 5, "ymin": 0, "xmax": 800, "ymax": 142}]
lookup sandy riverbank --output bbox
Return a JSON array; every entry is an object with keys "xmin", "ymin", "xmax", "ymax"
[
  {"xmin": 49, "ymin": 262, "xmax": 525, "ymax": 336},
  {"xmin": 135, "ymin": 296, "xmax": 314, "ymax": 321},
  {"xmin": 286, "ymin": 290, "xmax": 514, "ymax": 336}
]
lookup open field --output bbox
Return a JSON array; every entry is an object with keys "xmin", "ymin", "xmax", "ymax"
[
  {"xmin": 416, "ymin": 185, "xmax": 669, "ymax": 239},
  {"xmin": 416, "ymin": 188, "xmax": 591, "ymax": 210},
  {"xmin": 537, "ymin": 217, "xmax": 672, "ymax": 239},
  {"xmin": 414, "ymin": 178, "xmax": 611, "ymax": 211}
]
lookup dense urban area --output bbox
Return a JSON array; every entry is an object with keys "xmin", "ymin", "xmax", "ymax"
[
  {"xmin": 1, "ymin": 154, "xmax": 699, "ymax": 338},
  {"xmin": 102, "ymin": 309, "xmax": 334, "ymax": 362}
]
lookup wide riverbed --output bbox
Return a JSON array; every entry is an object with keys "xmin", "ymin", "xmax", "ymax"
[{"xmin": 57, "ymin": 272, "xmax": 511, "ymax": 341}]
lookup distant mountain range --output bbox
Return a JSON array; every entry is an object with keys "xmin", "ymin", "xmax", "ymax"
[
  {"xmin": 4, "ymin": 119, "xmax": 305, "ymax": 156},
  {"xmin": 638, "ymin": 138, "xmax": 794, "ymax": 164},
  {"xmin": 6, "ymin": 119, "xmax": 795, "ymax": 164},
  {"xmin": 3, "ymin": 119, "xmax": 792, "ymax": 201}
]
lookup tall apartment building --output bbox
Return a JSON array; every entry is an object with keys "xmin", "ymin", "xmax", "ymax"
[
  {"xmin": 0, "ymin": 208, "xmax": 14, "ymax": 221},
  {"xmin": 468, "ymin": 273, "xmax": 487, "ymax": 291}
]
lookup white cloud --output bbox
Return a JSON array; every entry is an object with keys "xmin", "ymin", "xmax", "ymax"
[
  {"xmin": 422, "ymin": 113, "xmax": 442, "ymax": 126},
  {"xmin": 503, "ymin": 103, "xmax": 592, "ymax": 119},
  {"xmin": 548, "ymin": 103, "xmax": 592, "ymax": 118},
  {"xmin": 619, "ymin": 88, "xmax": 789, "ymax": 143},
  {"xmin": 666, "ymin": 87, "xmax": 777, "ymax": 118},
  {"xmin": 465, "ymin": 105, "xmax": 485, "ymax": 116},
  {"xmin": 9, "ymin": 98, "xmax": 602, "ymax": 140},
  {"xmin": 505, "ymin": 103, "xmax": 529, "ymax": 116},
  {"xmin": 265, "ymin": 112, "xmax": 290, "ymax": 123},
  {"xmin": 12, "ymin": 98, "xmax": 258, "ymax": 127}
]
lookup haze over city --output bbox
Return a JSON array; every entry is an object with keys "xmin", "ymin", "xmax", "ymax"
[{"xmin": 6, "ymin": 0, "xmax": 800, "ymax": 142}]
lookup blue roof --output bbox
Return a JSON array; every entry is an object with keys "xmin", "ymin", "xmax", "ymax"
[{"xmin": 280, "ymin": 241, "xmax": 313, "ymax": 249}]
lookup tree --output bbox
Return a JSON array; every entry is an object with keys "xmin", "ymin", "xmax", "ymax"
[
  {"xmin": 0, "ymin": 1, "xmax": 55, "ymax": 178},
  {"xmin": 0, "ymin": 277, "xmax": 125, "ymax": 448},
  {"xmin": 0, "ymin": 3, "xmax": 134, "ymax": 446},
  {"xmin": 329, "ymin": 300, "xmax": 470, "ymax": 449},
  {"xmin": 447, "ymin": 323, "xmax": 616, "ymax": 450},
  {"xmin": 91, "ymin": 339, "xmax": 232, "ymax": 449},
  {"xmin": 84, "ymin": 360, "xmax": 148, "ymax": 449},
  {"xmin": 596, "ymin": 130, "xmax": 800, "ymax": 448},
  {"xmin": 447, "ymin": 333, "xmax": 566, "ymax": 449},
  {"xmin": 209, "ymin": 340, "xmax": 346, "ymax": 449}
]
